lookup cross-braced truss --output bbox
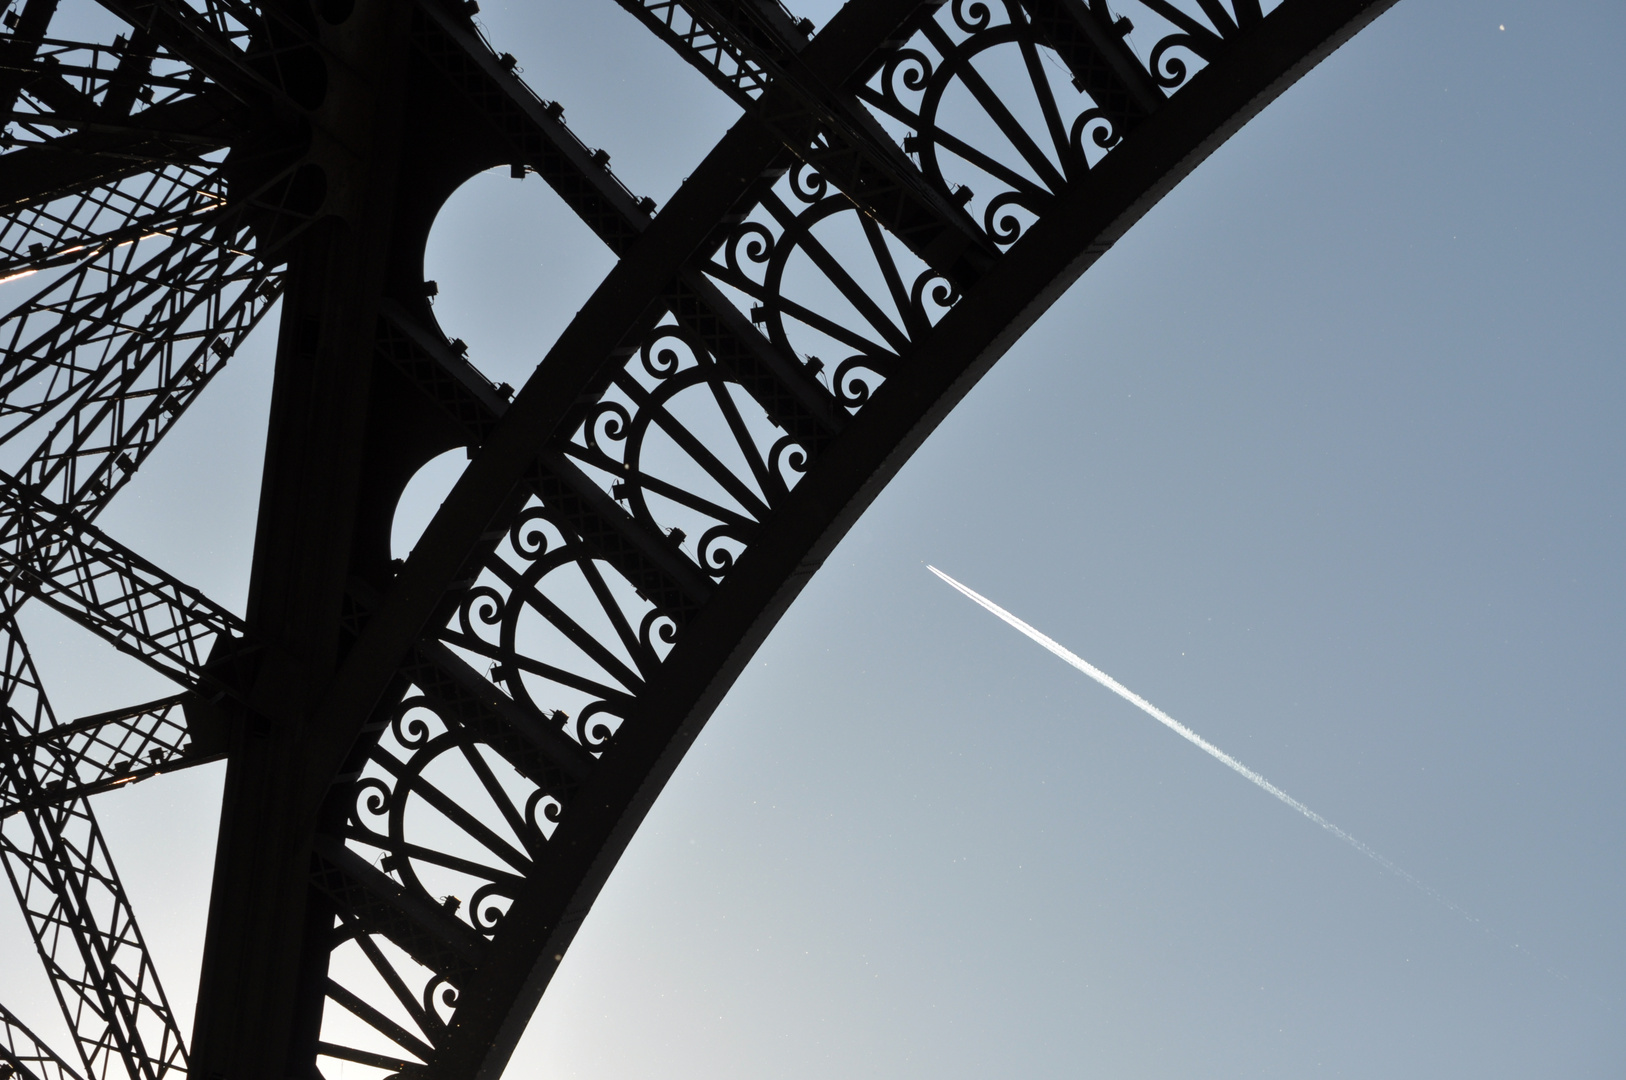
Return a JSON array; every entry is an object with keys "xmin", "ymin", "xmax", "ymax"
[{"xmin": 0, "ymin": 0, "xmax": 1400, "ymax": 1076}]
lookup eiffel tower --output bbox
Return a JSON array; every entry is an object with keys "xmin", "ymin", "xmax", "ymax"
[{"xmin": 0, "ymin": 1, "xmax": 1396, "ymax": 1076}]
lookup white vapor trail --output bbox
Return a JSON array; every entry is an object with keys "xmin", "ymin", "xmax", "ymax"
[{"xmin": 926, "ymin": 564, "xmax": 1472, "ymax": 917}]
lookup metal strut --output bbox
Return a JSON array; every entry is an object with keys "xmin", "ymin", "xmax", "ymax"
[
  {"xmin": 0, "ymin": 625, "xmax": 188, "ymax": 1080},
  {"xmin": 1, "ymin": 996, "xmax": 86, "ymax": 1080},
  {"xmin": 0, "ymin": 0, "xmax": 306, "ymax": 1065}
]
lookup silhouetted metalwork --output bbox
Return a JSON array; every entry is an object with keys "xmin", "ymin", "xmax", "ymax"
[{"xmin": 0, "ymin": 0, "xmax": 1399, "ymax": 1076}]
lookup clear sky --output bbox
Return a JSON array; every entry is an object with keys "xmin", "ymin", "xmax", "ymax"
[{"xmin": 2, "ymin": 1, "xmax": 1623, "ymax": 1077}]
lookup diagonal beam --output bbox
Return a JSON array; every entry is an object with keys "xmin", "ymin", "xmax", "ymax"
[
  {"xmin": 337, "ymin": 576, "xmax": 596, "ymax": 795},
  {"xmin": 0, "ymin": 232, "xmax": 284, "ymax": 518},
  {"xmin": 0, "ymin": 0, "xmax": 65, "ymax": 118},
  {"xmin": 0, "ymin": 201, "xmax": 237, "ymax": 448},
  {"xmin": 97, "ymin": 27, "xmax": 164, "ymax": 119},
  {"xmin": 9, "ymin": 69, "xmax": 106, "ymax": 131},
  {"xmin": 374, "ymin": 302, "xmax": 715, "ymax": 622},
  {"xmin": 0, "ymin": 628, "xmax": 188, "ymax": 1080},
  {"xmin": 0, "ymin": 95, "xmax": 235, "ymax": 214},
  {"xmin": 87, "ymin": 0, "xmax": 309, "ymax": 114},
  {"xmin": 0, "ymin": 160, "xmax": 197, "ymax": 265},
  {"xmin": 411, "ymin": 0, "xmax": 653, "ymax": 256},
  {"xmin": 309, "ymin": 835, "xmax": 487, "ymax": 987},
  {"xmin": 613, "ymin": 0, "xmax": 998, "ymax": 284},
  {"xmin": 0, "ymin": 114, "xmax": 278, "ymax": 1080},
  {"xmin": 0, "ymin": 998, "xmax": 85, "ymax": 1080},
  {"xmin": 0, "ymin": 468, "xmax": 249, "ymax": 695},
  {"xmin": 607, "ymin": 0, "xmax": 810, "ymax": 107},
  {"xmin": 411, "ymin": 1, "xmax": 844, "ymax": 442},
  {"xmin": 401, "ymin": 638, "xmax": 594, "ymax": 793},
  {"xmin": 0, "ymin": 791, "xmax": 189, "ymax": 1080},
  {"xmin": 1016, "ymin": 0, "xmax": 1165, "ymax": 122}
]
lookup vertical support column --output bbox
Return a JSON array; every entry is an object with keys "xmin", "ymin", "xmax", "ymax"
[{"xmin": 188, "ymin": 2, "xmax": 416, "ymax": 1075}]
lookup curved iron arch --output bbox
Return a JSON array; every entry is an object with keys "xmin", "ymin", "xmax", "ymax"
[{"xmin": 0, "ymin": 1, "xmax": 1400, "ymax": 1078}]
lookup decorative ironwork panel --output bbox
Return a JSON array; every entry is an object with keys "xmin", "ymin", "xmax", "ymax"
[{"xmin": 0, "ymin": 0, "xmax": 1400, "ymax": 1075}]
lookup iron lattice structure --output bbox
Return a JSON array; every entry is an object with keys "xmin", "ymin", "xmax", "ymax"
[{"xmin": 0, "ymin": 0, "xmax": 1398, "ymax": 1076}]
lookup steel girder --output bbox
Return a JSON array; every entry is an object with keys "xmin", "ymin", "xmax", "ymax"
[
  {"xmin": 0, "ymin": 0, "xmax": 1402, "ymax": 1077},
  {"xmin": 1, "ymin": 997, "xmax": 86, "ymax": 1080}
]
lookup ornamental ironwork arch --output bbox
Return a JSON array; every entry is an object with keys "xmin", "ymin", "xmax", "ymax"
[{"xmin": 0, "ymin": 1, "xmax": 1397, "ymax": 1077}]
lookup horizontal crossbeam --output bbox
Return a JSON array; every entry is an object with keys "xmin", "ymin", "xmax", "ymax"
[
  {"xmin": 89, "ymin": 0, "xmax": 313, "ymax": 115},
  {"xmin": 0, "ymin": 96, "xmax": 234, "ymax": 215},
  {"xmin": 0, "ymin": 694, "xmax": 223, "ymax": 818}
]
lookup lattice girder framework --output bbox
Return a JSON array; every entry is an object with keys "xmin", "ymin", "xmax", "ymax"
[
  {"xmin": 0, "ymin": 694, "xmax": 223, "ymax": 818},
  {"xmin": 0, "ymin": 0, "xmax": 310, "ymax": 1071},
  {"xmin": 0, "ymin": 0, "xmax": 1403, "ymax": 1077},
  {"xmin": 0, "ymin": 623, "xmax": 189, "ymax": 1080},
  {"xmin": 1, "ymin": 996, "xmax": 87, "ymax": 1080}
]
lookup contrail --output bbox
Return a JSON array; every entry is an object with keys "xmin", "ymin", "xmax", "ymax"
[{"xmin": 926, "ymin": 564, "xmax": 1476, "ymax": 921}]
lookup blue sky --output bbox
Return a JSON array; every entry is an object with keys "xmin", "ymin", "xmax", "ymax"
[{"xmin": 3, "ymin": 1, "xmax": 1623, "ymax": 1077}]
